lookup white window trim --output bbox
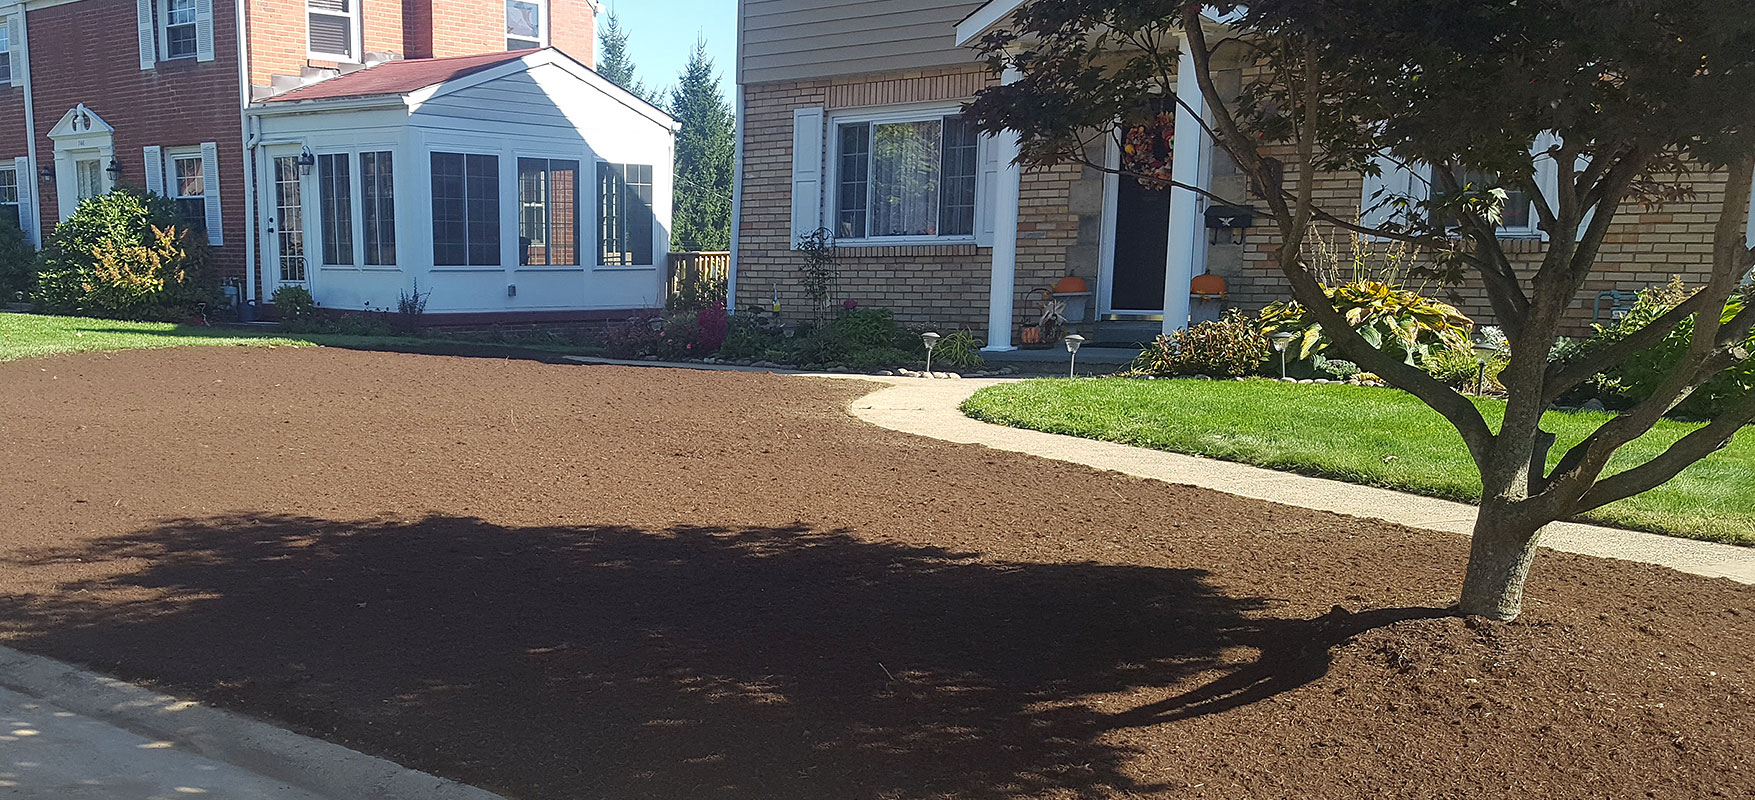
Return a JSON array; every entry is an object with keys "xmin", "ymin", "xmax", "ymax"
[
  {"xmin": 160, "ymin": 0, "xmax": 198, "ymax": 60},
  {"xmin": 823, "ymin": 104, "xmax": 981, "ymax": 247},
  {"xmin": 427, "ymin": 149, "xmax": 503, "ymax": 270},
  {"xmin": 358, "ymin": 150, "xmax": 397, "ymax": 268},
  {"xmin": 314, "ymin": 151, "xmax": 358, "ymax": 269},
  {"xmin": 0, "ymin": 15, "xmax": 13, "ymax": 85},
  {"xmin": 0, "ymin": 165, "xmax": 18, "ymax": 225},
  {"xmin": 505, "ymin": 0, "xmax": 547, "ymax": 49},
  {"xmin": 306, "ymin": 0, "xmax": 362, "ymax": 63}
]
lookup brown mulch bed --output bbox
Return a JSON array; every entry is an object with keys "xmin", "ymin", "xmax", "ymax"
[{"xmin": 0, "ymin": 347, "xmax": 1749, "ymax": 800}]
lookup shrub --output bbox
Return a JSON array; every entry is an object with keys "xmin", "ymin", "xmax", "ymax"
[
  {"xmin": 718, "ymin": 316, "xmax": 783, "ymax": 360},
  {"xmin": 604, "ymin": 317, "xmax": 662, "ymax": 359},
  {"xmin": 395, "ymin": 280, "xmax": 431, "ymax": 333},
  {"xmin": 1258, "ymin": 281, "xmax": 1475, "ymax": 372},
  {"xmin": 696, "ymin": 302, "xmax": 730, "ymax": 353},
  {"xmin": 654, "ymin": 313, "xmax": 702, "ymax": 360},
  {"xmin": 668, "ymin": 273, "xmax": 728, "ymax": 313},
  {"xmin": 1424, "ymin": 346, "xmax": 1508, "ymax": 392},
  {"xmin": 1132, "ymin": 309, "xmax": 1269, "ymax": 378},
  {"xmin": 0, "ymin": 217, "xmax": 34, "ymax": 303},
  {"xmin": 1323, "ymin": 359, "xmax": 1362, "ymax": 380},
  {"xmin": 32, "ymin": 189, "xmax": 216, "ymax": 320},
  {"xmin": 1594, "ymin": 281, "xmax": 1753, "ymax": 419}
]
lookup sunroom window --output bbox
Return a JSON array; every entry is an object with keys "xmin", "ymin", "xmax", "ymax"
[
  {"xmin": 431, "ymin": 152, "xmax": 500, "ymax": 267},
  {"xmin": 834, "ymin": 113, "xmax": 978, "ymax": 241}
]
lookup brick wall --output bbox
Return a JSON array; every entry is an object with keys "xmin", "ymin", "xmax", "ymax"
[
  {"xmin": 0, "ymin": 84, "xmax": 25, "ymax": 163},
  {"xmin": 736, "ymin": 66, "xmax": 1089, "ymax": 340},
  {"xmin": 250, "ymin": 0, "xmax": 405, "ymax": 89},
  {"xmin": 403, "ymin": 0, "xmax": 593, "ymax": 64},
  {"xmin": 26, "ymin": 0, "xmax": 248, "ymax": 283}
]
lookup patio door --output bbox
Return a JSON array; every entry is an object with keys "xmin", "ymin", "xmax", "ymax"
[{"xmin": 261, "ymin": 148, "xmax": 310, "ymax": 295}]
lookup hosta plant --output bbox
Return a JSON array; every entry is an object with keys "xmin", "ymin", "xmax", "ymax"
[{"xmin": 1259, "ymin": 281, "xmax": 1474, "ymax": 373}]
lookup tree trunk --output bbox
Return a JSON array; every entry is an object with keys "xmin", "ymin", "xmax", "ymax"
[{"xmin": 1457, "ymin": 504, "xmax": 1546, "ymax": 621}]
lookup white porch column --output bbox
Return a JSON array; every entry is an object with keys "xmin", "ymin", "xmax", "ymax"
[
  {"xmin": 1162, "ymin": 34, "xmax": 1210, "ymax": 334},
  {"xmin": 983, "ymin": 67, "xmax": 1024, "ymax": 352}
]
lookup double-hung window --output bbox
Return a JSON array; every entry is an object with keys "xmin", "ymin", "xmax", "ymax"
[
  {"xmin": 833, "ymin": 112, "xmax": 979, "ymax": 241},
  {"xmin": 518, "ymin": 158, "xmax": 578, "ymax": 266},
  {"xmin": 360, "ymin": 151, "xmax": 395, "ymax": 266},
  {"xmin": 1432, "ymin": 166, "xmax": 1537, "ymax": 238},
  {"xmin": 163, "ymin": 0, "xmax": 199, "ymax": 60},
  {"xmin": 0, "ymin": 21, "xmax": 12, "ymax": 84},
  {"xmin": 0, "ymin": 166, "xmax": 17, "ymax": 231},
  {"xmin": 317, "ymin": 154, "xmax": 353, "ymax": 266},
  {"xmin": 506, "ymin": 0, "xmax": 544, "ymax": 50},
  {"xmin": 307, "ymin": 0, "xmax": 358, "ymax": 61},
  {"xmin": 431, "ymin": 152, "xmax": 500, "ymax": 267},
  {"xmin": 598, "ymin": 163, "xmax": 653, "ymax": 266},
  {"xmin": 171, "ymin": 154, "xmax": 206, "ymax": 232}
]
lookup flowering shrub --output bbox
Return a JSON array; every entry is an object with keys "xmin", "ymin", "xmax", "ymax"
[
  {"xmin": 603, "ymin": 317, "xmax": 662, "ymax": 359},
  {"xmin": 696, "ymin": 302, "xmax": 729, "ymax": 353},
  {"xmin": 1131, "ymin": 309, "xmax": 1268, "ymax": 378}
]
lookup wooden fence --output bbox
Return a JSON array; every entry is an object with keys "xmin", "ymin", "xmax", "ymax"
[{"xmin": 666, "ymin": 251, "xmax": 731, "ymax": 304}]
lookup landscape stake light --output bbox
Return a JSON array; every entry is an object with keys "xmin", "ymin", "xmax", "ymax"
[
  {"xmin": 1472, "ymin": 340, "xmax": 1501, "ymax": 395},
  {"xmin": 922, "ymin": 331, "xmax": 941, "ymax": 374},
  {"xmin": 1064, "ymin": 333, "xmax": 1085, "ymax": 378},
  {"xmin": 1271, "ymin": 332, "xmax": 1295, "ymax": 379}
]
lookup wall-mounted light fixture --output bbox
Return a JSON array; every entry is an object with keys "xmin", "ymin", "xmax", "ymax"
[
  {"xmin": 296, "ymin": 148, "xmax": 316, "ymax": 175},
  {"xmin": 106, "ymin": 159, "xmax": 125, "ymax": 177},
  {"xmin": 37, "ymin": 166, "xmax": 54, "ymax": 183}
]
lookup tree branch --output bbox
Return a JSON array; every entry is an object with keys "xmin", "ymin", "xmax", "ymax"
[{"xmin": 1573, "ymin": 387, "xmax": 1755, "ymax": 513}]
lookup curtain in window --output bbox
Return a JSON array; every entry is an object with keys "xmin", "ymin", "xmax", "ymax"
[{"xmin": 870, "ymin": 120, "xmax": 942, "ymax": 237}]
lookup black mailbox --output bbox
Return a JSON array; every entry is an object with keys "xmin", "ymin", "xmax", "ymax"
[{"xmin": 1204, "ymin": 205, "xmax": 1255, "ymax": 245}]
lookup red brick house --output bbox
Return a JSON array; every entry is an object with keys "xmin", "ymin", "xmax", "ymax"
[
  {"xmin": 1, "ymin": 0, "xmax": 679, "ymax": 319},
  {"xmin": 729, "ymin": 0, "xmax": 1755, "ymax": 349}
]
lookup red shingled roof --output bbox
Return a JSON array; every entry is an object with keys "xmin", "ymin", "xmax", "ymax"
[{"xmin": 263, "ymin": 51, "xmax": 534, "ymax": 103}]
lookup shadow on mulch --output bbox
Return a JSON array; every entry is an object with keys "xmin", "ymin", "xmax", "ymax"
[{"xmin": 0, "ymin": 513, "xmax": 1441, "ymax": 799}]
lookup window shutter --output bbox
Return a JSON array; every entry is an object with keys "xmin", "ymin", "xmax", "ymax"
[
  {"xmin": 790, "ymin": 106, "xmax": 825, "ymax": 250},
  {"xmin": 200, "ymin": 141, "xmax": 223, "ymax": 245},
  {"xmin": 974, "ymin": 133, "xmax": 1001, "ymax": 247},
  {"xmin": 194, "ymin": 0, "xmax": 215, "ymax": 62},
  {"xmin": 142, "ymin": 146, "xmax": 164, "ymax": 196},
  {"xmin": 6, "ymin": 14, "xmax": 23, "ymax": 88},
  {"xmin": 136, "ymin": 0, "xmax": 156, "ymax": 70},
  {"xmin": 1360, "ymin": 151, "xmax": 1420, "ymax": 232},
  {"xmin": 13, "ymin": 156, "xmax": 33, "ymax": 241}
]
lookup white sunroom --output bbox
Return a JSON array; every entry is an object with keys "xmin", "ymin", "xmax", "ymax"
[{"xmin": 247, "ymin": 48, "xmax": 678, "ymax": 317}]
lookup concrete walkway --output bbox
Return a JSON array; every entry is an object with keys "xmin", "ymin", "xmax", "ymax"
[
  {"xmin": 849, "ymin": 377, "xmax": 1755, "ymax": 585},
  {"xmin": 0, "ymin": 645, "xmax": 504, "ymax": 799}
]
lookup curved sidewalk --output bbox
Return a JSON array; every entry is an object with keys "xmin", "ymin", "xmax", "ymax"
[{"xmin": 847, "ymin": 376, "xmax": 1755, "ymax": 585}]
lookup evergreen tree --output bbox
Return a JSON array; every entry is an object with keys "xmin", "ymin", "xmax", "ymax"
[
  {"xmin": 668, "ymin": 38, "xmax": 735, "ymax": 252},
  {"xmin": 596, "ymin": 12, "xmax": 656, "ymax": 103}
]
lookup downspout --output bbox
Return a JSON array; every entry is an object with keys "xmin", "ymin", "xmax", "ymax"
[
  {"xmin": 235, "ymin": 0, "xmax": 256, "ymax": 303},
  {"xmin": 18, "ymin": 3, "xmax": 39, "ymax": 247},
  {"xmin": 726, "ymin": 87, "xmax": 743, "ymax": 315}
]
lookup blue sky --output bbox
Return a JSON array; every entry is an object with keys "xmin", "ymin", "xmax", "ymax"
[{"xmin": 597, "ymin": 0, "xmax": 739, "ymax": 103}]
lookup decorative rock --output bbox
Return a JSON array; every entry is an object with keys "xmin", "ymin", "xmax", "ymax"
[
  {"xmin": 876, "ymin": 370, "xmax": 895, "ymax": 377},
  {"xmin": 1298, "ymin": 379, "xmax": 1315, "ymax": 384},
  {"xmin": 1314, "ymin": 379, "xmax": 1332, "ymax": 384}
]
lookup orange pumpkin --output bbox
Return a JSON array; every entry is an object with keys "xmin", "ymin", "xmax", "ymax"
[{"xmin": 1052, "ymin": 276, "xmax": 1089, "ymax": 294}]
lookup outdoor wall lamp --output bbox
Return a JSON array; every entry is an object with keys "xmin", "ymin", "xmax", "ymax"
[
  {"xmin": 296, "ymin": 148, "xmax": 316, "ymax": 175},
  {"xmin": 1064, "ymin": 333, "xmax": 1085, "ymax": 378},
  {"xmin": 106, "ymin": 159, "xmax": 124, "ymax": 177},
  {"xmin": 921, "ymin": 331, "xmax": 940, "ymax": 375},
  {"xmin": 1271, "ymin": 331, "xmax": 1295, "ymax": 380}
]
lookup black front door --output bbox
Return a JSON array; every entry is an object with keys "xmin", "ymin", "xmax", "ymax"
[{"xmin": 1111, "ymin": 176, "xmax": 1171, "ymax": 313}]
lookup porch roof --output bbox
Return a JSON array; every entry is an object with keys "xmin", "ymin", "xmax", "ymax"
[{"xmin": 261, "ymin": 51, "xmax": 531, "ymax": 104}]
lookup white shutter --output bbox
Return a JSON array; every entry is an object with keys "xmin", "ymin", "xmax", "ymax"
[
  {"xmin": 1360, "ymin": 151, "xmax": 1420, "ymax": 231},
  {"xmin": 194, "ymin": 0, "xmax": 214, "ymax": 62},
  {"xmin": 136, "ymin": 0, "xmax": 156, "ymax": 70},
  {"xmin": 12, "ymin": 156, "xmax": 32, "ymax": 241},
  {"xmin": 141, "ymin": 146, "xmax": 164, "ymax": 196},
  {"xmin": 975, "ymin": 133, "xmax": 1001, "ymax": 247},
  {"xmin": 790, "ymin": 106, "xmax": 825, "ymax": 249},
  {"xmin": 6, "ymin": 14, "xmax": 23, "ymax": 88},
  {"xmin": 200, "ymin": 141, "xmax": 223, "ymax": 246}
]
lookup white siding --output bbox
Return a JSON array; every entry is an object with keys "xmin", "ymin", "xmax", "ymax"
[{"xmin": 739, "ymin": 0, "xmax": 986, "ymax": 85}]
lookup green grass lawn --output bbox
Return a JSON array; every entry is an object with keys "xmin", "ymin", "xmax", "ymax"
[
  {"xmin": 0, "ymin": 312, "xmax": 603, "ymax": 364},
  {"xmin": 962, "ymin": 378, "xmax": 1755, "ymax": 545}
]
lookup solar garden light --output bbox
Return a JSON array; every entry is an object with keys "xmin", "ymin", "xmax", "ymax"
[
  {"xmin": 1472, "ymin": 340, "xmax": 1501, "ymax": 395},
  {"xmin": 1271, "ymin": 331, "xmax": 1295, "ymax": 380},
  {"xmin": 1064, "ymin": 333, "xmax": 1086, "ymax": 378},
  {"xmin": 921, "ymin": 331, "xmax": 941, "ymax": 375}
]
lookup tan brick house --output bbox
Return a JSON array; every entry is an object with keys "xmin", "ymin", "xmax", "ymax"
[
  {"xmin": 3, "ymin": 0, "xmax": 683, "ymax": 320},
  {"xmin": 729, "ymin": 0, "xmax": 1755, "ymax": 349}
]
